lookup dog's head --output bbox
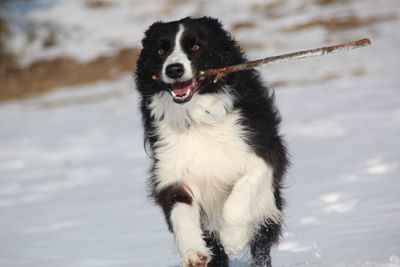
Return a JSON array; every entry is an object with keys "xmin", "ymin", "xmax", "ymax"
[{"xmin": 135, "ymin": 17, "xmax": 245, "ymax": 104}]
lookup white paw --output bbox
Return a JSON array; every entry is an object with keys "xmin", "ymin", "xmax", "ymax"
[
  {"xmin": 220, "ymin": 224, "xmax": 249, "ymax": 255},
  {"xmin": 180, "ymin": 250, "xmax": 212, "ymax": 267}
]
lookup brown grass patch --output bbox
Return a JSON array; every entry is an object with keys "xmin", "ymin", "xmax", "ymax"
[
  {"xmin": 0, "ymin": 48, "xmax": 140, "ymax": 102},
  {"xmin": 0, "ymin": 17, "xmax": 10, "ymax": 51},
  {"xmin": 250, "ymin": 0, "xmax": 287, "ymax": 19},
  {"xmin": 160, "ymin": 0, "xmax": 189, "ymax": 15},
  {"xmin": 251, "ymin": 0, "xmax": 286, "ymax": 11},
  {"xmin": 231, "ymin": 21, "xmax": 256, "ymax": 32},
  {"xmin": 84, "ymin": 0, "xmax": 114, "ymax": 9},
  {"xmin": 351, "ymin": 66, "xmax": 367, "ymax": 77},
  {"xmin": 239, "ymin": 41, "xmax": 265, "ymax": 51},
  {"xmin": 314, "ymin": 0, "xmax": 347, "ymax": 5},
  {"xmin": 282, "ymin": 14, "xmax": 398, "ymax": 32},
  {"xmin": 0, "ymin": 18, "xmax": 8, "ymax": 35}
]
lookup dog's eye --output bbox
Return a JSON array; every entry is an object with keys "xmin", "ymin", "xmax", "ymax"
[
  {"xmin": 191, "ymin": 44, "xmax": 200, "ymax": 52},
  {"xmin": 157, "ymin": 48, "xmax": 164, "ymax": 55}
]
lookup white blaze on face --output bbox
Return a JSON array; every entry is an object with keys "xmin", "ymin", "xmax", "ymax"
[{"xmin": 161, "ymin": 24, "xmax": 193, "ymax": 84}]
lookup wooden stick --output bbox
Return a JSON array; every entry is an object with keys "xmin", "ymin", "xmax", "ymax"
[{"xmin": 197, "ymin": 38, "xmax": 371, "ymax": 83}]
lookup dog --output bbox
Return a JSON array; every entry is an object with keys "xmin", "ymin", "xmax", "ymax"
[{"xmin": 135, "ymin": 17, "xmax": 289, "ymax": 267}]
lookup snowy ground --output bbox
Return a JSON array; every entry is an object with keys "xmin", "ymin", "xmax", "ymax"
[{"xmin": 1, "ymin": 0, "xmax": 400, "ymax": 266}]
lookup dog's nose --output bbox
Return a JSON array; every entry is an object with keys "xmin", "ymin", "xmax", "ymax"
[{"xmin": 166, "ymin": 63, "xmax": 184, "ymax": 79}]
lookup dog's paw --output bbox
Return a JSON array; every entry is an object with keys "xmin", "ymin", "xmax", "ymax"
[
  {"xmin": 220, "ymin": 224, "xmax": 249, "ymax": 255},
  {"xmin": 180, "ymin": 250, "xmax": 211, "ymax": 267}
]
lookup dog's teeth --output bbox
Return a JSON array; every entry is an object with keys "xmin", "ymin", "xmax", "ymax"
[{"xmin": 172, "ymin": 88, "xmax": 192, "ymax": 100}]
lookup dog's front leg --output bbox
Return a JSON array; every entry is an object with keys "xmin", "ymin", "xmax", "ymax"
[
  {"xmin": 220, "ymin": 159, "xmax": 281, "ymax": 255},
  {"xmin": 157, "ymin": 184, "xmax": 212, "ymax": 267}
]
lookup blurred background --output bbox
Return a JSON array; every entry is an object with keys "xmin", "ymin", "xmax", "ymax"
[{"xmin": 0, "ymin": 0, "xmax": 399, "ymax": 266}]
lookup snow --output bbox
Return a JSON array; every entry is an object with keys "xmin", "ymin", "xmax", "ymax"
[{"xmin": 1, "ymin": 0, "xmax": 400, "ymax": 266}]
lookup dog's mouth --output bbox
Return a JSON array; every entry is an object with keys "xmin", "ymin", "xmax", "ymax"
[{"xmin": 169, "ymin": 79, "xmax": 198, "ymax": 104}]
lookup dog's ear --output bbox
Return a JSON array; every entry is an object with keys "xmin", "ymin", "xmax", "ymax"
[
  {"xmin": 141, "ymin": 21, "xmax": 164, "ymax": 48},
  {"xmin": 194, "ymin": 16, "xmax": 233, "ymax": 44},
  {"xmin": 197, "ymin": 16, "xmax": 223, "ymax": 30},
  {"xmin": 198, "ymin": 17, "xmax": 241, "ymax": 56},
  {"xmin": 136, "ymin": 21, "xmax": 165, "ymax": 85}
]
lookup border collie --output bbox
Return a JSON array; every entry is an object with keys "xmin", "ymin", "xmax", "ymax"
[{"xmin": 135, "ymin": 17, "xmax": 288, "ymax": 267}]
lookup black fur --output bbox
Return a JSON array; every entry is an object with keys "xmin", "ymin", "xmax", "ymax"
[
  {"xmin": 204, "ymin": 231, "xmax": 229, "ymax": 267},
  {"xmin": 156, "ymin": 184, "xmax": 193, "ymax": 231},
  {"xmin": 135, "ymin": 16, "xmax": 289, "ymax": 267}
]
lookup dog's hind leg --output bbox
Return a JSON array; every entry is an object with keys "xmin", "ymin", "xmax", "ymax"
[
  {"xmin": 251, "ymin": 183, "xmax": 284, "ymax": 267},
  {"xmin": 249, "ymin": 221, "xmax": 281, "ymax": 267},
  {"xmin": 203, "ymin": 231, "xmax": 229, "ymax": 267},
  {"xmin": 156, "ymin": 184, "xmax": 212, "ymax": 267}
]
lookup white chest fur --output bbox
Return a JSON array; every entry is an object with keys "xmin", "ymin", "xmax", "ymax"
[{"xmin": 149, "ymin": 91, "xmax": 262, "ymax": 229}]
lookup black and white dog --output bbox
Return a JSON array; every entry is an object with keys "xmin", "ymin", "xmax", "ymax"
[{"xmin": 135, "ymin": 17, "xmax": 288, "ymax": 267}]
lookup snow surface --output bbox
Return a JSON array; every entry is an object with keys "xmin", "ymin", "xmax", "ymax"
[{"xmin": 1, "ymin": 0, "xmax": 400, "ymax": 266}]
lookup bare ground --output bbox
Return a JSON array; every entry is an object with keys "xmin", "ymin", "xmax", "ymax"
[{"xmin": 0, "ymin": 48, "xmax": 139, "ymax": 102}]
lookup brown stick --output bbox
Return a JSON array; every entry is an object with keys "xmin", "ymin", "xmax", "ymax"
[{"xmin": 197, "ymin": 38, "xmax": 371, "ymax": 83}]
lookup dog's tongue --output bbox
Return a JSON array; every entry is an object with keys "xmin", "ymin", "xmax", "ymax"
[{"xmin": 171, "ymin": 80, "xmax": 192, "ymax": 96}]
